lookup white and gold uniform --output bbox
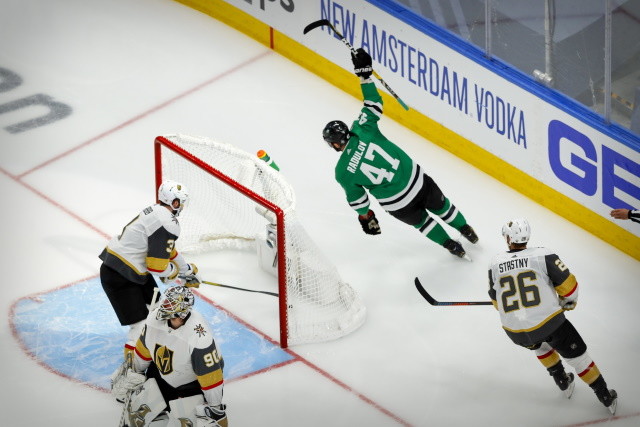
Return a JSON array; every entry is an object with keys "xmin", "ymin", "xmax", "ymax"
[
  {"xmin": 133, "ymin": 308, "xmax": 225, "ymax": 407},
  {"xmin": 100, "ymin": 204, "xmax": 187, "ymax": 284},
  {"xmin": 488, "ymin": 246, "xmax": 577, "ymax": 347}
]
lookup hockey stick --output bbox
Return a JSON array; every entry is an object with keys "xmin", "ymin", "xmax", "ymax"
[
  {"xmin": 149, "ymin": 286, "xmax": 161, "ymax": 311},
  {"xmin": 117, "ymin": 352, "xmax": 134, "ymax": 427},
  {"xmin": 303, "ymin": 19, "xmax": 409, "ymax": 110},
  {"xmin": 202, "ymin": 280, "xmax": 278, "ymax": 297},
  {"xmin": 414, "ymin": 277, "xmax": 492, "ymax": 306}
]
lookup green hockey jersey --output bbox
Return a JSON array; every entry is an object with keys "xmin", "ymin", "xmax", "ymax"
[{"xmin": 335, "ymin": 80, "xmax": 423, "ymax": 216}]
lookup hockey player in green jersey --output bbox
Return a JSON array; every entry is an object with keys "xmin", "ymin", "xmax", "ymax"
[{"xmin": 322, "ymin": 48, "xmax": 478, "ymax": 258}]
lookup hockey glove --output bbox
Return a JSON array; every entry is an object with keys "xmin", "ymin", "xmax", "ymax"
[
  {"xmin": 111, "ymin": 368, "xmax": 146, "ymax": 403},
  {"xmin": 182, "ymin": 274, "xmax": 201, "ymax": 288},
  {"xmin": 559, "ymin": 296, "xmax": 577, "ymax": 311},
  {"xmin": 351, "ymin": 48, "xmax": 373, "ymax": 79},
  {"xmin": 358, "ymin": 210, "xmax": 381, "ymax": 235},
  {"xmin": 183, "ymin": 262, "xmax": 198, "ymax": 277},
  {"xmin": 196, "ymin": 403, "xmax": 228, "ymax": 427},
  {"xmin": 179, "ymin": 263, "xmax": 201, "ymax": 288},
  {"xmin": 159, "ymin": 260, "xmax": 180, "ymax": 284}
]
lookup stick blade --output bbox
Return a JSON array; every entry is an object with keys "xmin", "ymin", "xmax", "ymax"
[
  {"xmin": 414, "ymin": 277, "xmax": 438, "ymax": 305},
  {"xmin": 303, "ymin": 19, "xmax": 331, "ymax": 34},
  {"xmin": 414, "ymin": 277, "xmax": 492, "ymax": 306}
]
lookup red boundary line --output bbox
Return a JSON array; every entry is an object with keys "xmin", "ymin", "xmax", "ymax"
[
  {"xmin": 6, "ymin": 45, "xmax": 638, "ymax": 427},
  {"xmin": 6, "ymin": 43, "xmax": 636, "ymax": 427},
  {"xmin": 1, "ymin": 166, "xmax": 111, "ymax": 239},
  {"xmin": 8, "ymin": 275, "xmax": 109, "ymax": 393},
  {"xmin": 563, "ymin": 411, "xmax": 640, "ymax": 427},
  {"xmin": 195, "ymin": 291, "xmax": 411, "ymax": 426},
  {"xmin": 8, "ymin": 276, "xmax": 410, "ymax": 426},
  {"xmin": 17, "ymin": 50, "xmax": 272, "ymax": 179},
  {"xmin": 5, "ymin": 53, "xmax": 412, "ymax": 426}
]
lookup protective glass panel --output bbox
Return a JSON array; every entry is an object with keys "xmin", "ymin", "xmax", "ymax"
[
  {"xmin": 391, "ymin": 0, "xmax": 487, "ymax": 51},
  {"xmin": 389, "ymin": 0, "xmax": 640, "ymax": 134},
  {"xmin": 490, "ymin": 0, "xmax": 605, "ymax": 115},
  {"xmin": 611, "ymin": 0, "xmax": 640, "ymax": 132}
]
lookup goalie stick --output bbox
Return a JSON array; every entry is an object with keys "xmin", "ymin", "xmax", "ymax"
[
  {"xmin": 202, "ymin": 280, "xmax": 278, "ymax": 297},
  {"xmin": 117, "ymin": 352, "xmax": 135, "ymax": 427},
  {"xmin": 414, "ymin": 277, "xmax": 492, "ymax": 306},
  {"xmin": 303, "ymin": 19, "xmax": 409, "ymax": 111}
]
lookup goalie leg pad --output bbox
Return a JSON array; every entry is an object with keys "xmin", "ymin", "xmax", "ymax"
[
  {"xmin": 148, "ymin": 413, "xmax": 169, "ymax": 427},
  {"xmin": 126, "ymin": 378, "xmax": 166, "ymax": 427},
  {"xmin": 165, "ymin": 394, "xmax": 204, "ymax": 426}
]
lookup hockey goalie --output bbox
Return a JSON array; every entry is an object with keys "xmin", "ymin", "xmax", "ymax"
[{"xmin": 111, "ymin": 286, "xmax": 228, "ymax": 426}]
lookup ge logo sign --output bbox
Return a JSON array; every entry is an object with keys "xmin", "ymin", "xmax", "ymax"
[{"xmin": 548, "ymin": 120, "xmax": 640, "ymax": 209}]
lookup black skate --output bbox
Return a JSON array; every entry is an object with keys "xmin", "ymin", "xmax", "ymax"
[
  {"xmin": 444, "ymin": 239, "xmax": 466, "ymax": 258},
  {"xmin": 460, "ymin": 224, "xmax": 479, "ymax": 244},
  {"xmin": 556, "ymin": 372, "xmax": 575, "ymax": 398},
  {"xmin": 597, "ymin": 388, "xmax": 618, "ymax": 415},
  {"xmin": 549, "ymin": 364, "xmax": 575, "ymax": 398}
]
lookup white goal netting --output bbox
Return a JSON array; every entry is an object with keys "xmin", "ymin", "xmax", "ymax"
[{"xmin": 155, "ymin": 134, "xmax": 366, "ymax": 347}]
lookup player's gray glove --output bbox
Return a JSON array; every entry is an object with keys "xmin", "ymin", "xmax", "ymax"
[
  {"xmin": 196, "ymin": 403, "xmax": 228, "ymax": 427},
  {"xmin": 351, "ymin": 48, "xmax": 373, "ymax": 79},
  {"xmin": 358, "ymin": 210, "xmax": 381, "ymax": 235},
  {"xmin": 178, "ymin": 263, "xmax": 201, "ymax": 288},
  {"xmin": 559, "ymin": 295, "xmax": 577, "ymax": 311}
]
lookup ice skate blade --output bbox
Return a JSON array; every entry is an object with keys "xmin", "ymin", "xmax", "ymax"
[{"xmin": 563, "ymin": 380, "xmax": 575, "ymax": 399}]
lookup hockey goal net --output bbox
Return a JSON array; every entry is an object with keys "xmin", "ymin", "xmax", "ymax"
[{"xmin": 154, "ymin": 134, "xmax": 366, "ymax": 347}]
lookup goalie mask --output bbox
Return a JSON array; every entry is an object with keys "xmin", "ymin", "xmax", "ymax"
[
  {"xmin": 158, "ymin": 180, "xmax": 189, "ymax": 216},
  {"xmin": 323, "ymin": 120, "xmax": 350, "ymax": 151},
  {"xmin": 502, "ymin": 218, "xmax": 531, "ymax": 245},
  {"xmin": 156, "ymin": 286, "xmax": 195, "ymax": 320}
]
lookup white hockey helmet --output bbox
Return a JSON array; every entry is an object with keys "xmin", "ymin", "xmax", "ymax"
[
  {"xmin": 502, "ymin": 218, "xmax": 531, "ymax": 245},
  {"xmin": 158, "ymin": 180, "xmax": 189, "ymax": 216},
  {"xmin": 156, "ymin": 286, "xmax": 195, "ymax": 320}
]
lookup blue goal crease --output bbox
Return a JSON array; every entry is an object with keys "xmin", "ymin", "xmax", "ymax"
[{"xmin": 10, "ymin": 278, "xmax": 294, "ymax": 390}]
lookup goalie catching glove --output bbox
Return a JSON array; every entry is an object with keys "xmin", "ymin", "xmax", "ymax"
[
  {"xmin": 358, "ymin": 210, "xmax": 381, "ymax": 235},
  {"xmin": 196, "ymin": 403, "xmax": 228, "ymax": 427},
  {"xmin": 111, "ymin": 367, "xmax": 146, "ymax": 403},
  {"xmin": 351, "ymin": 48, "xmax": 373, "ymax": 79}
]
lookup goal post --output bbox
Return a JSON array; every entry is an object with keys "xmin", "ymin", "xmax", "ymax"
[{"xmin": 154, "ymin": 134, "xmax": 366, "ymax": 348}]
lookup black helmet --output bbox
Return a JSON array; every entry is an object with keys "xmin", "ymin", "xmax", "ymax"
[{"xmin": 322, "ymin": 120, "xmax": 350, "ymax": 151}]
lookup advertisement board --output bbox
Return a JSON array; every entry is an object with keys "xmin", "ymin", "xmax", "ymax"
[{"xmin": 177, "ymin": 0, "xmax": 640, "ymax": 259}]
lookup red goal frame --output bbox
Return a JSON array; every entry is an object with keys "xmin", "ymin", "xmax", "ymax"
[{"xmin": 154, "ymin": 136, "xmax": 291, "ymax": 348}]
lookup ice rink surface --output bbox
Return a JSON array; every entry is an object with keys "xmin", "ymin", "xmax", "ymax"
[{"xmin": 1, "ymin": 1, "xmax": 639, "ymax": 426}]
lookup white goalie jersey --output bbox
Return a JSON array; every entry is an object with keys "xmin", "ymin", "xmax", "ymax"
[
  {"xmin": 133, "ymin": 308, "xmax": 225, "ymax": 406},
  {"xmin": 488, "ymin": 246, "xmax": 578, "ymax": 347}
]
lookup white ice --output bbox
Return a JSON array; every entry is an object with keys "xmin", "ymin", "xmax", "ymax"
[{"xmin": 1, "ymin": 0, "xmax": 638, "ymax": 426}]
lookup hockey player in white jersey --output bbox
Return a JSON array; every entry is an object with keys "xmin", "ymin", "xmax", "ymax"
[
  {"xmin": 488, "ymin": 218, "xmax": 617, "ymax": 414},
  {"xmin": 113, "ymin": 286, "xmax": 227, "ymax": 426},
  {"xmin": 100, "ymin": 180, "xmax": 201, "ymax": 360}
]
